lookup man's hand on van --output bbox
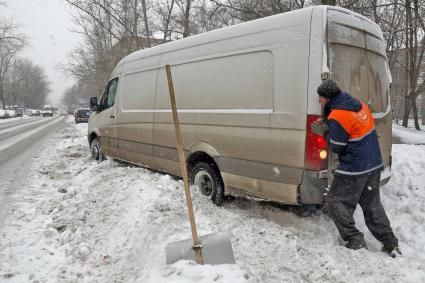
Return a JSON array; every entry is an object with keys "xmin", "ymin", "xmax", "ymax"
[{"xmin": 311, "ymin": 120, "xmax": 329, "ymax": 137}]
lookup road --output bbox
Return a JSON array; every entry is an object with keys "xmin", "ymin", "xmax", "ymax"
[{"xmin": 0, "ymin": 116, "xmax": 65, "ymax": 225}]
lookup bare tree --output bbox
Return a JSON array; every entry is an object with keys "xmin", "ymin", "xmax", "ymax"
[
  {"xmin": 2, "ymin": 58, "xmax": 50, "ymax": 108},
  {"xmin": 398, "ymin": 0, "xmax": 425, "ymax": 130},
  {"xmin": 0, "ymin": 18, "xmax": 26, "ymax": 108},
  {"xmin": 141, "ymin": 0, "xmax": 152, "ymax": 47},
  {"xmin": 182, "ymin": 0, "xmax": 192, "ymax": 37},
  {"xmin": 151, "ymin": 0, "xmax": 176, "ymax": 40},
  {"xmin": 210, "ymin": 0, "xmax": 308, "ymax": 22}
]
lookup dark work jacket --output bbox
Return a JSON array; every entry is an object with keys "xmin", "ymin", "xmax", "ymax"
[{"xmin": 324, "ymin": 92, "xmax": 384, "ymax": 178}]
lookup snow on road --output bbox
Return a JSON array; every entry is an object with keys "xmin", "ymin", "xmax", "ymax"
[{"xmin": 0, "ymin": 118, "xmax": 424, "ymax": 282}]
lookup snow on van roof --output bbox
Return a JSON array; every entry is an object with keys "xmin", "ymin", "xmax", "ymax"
[{"xmin": 326, "ymin": 5, "xmax": 380, "ymax": 27}]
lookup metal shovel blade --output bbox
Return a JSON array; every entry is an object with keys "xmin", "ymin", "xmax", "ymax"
[{"xmin": 166, "ymin": 231, "xmax": 235, "ymax": 265}]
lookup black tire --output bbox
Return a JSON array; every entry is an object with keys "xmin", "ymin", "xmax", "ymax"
[
  {"xmin": 90, "ymin": 137, "xmax": 105, "ymax": 161},
  {"xmin": 190, "ymin": 161, "xmax": 225, "ymax": 205}
]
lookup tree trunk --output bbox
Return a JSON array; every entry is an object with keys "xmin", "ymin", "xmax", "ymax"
[
  {"xmin": 402, "ymin": 95, "xmax": 410, "ymax": 127},
  {"xmin": 163, "ymin": 0, "xmax": 175, "ymax": 41},
  {"xmin": 141, "ymin": 0, "xmax": 151, "ymax": 48},
  {"xmin": 411, "ymin": 95, "xmax": 420, "ymax": 130},
  {"xmin": 183, "ymin": 0, "xmax": 192, "ymax": 38},
  {"xmin": 0, "ymin": 87, "xmax": 4, "ymax": 109},
  {"xmin": 421, "ymin": 92, "xmax": 425, "ymax": 125}
]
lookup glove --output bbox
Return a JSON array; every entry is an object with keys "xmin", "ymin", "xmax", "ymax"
[{"xmin": 311, "ymin": 120, "xmax": 329, "ymax": 136}]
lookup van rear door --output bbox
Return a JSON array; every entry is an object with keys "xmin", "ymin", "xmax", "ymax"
[{"xmin": 327, "ymin": 9, "xmax": 392, "ymax": 184}]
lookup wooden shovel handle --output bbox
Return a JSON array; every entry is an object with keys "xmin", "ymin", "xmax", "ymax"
[{"xmin": 165, "ymin": 65, "xmax": 203, "ymax": 265}]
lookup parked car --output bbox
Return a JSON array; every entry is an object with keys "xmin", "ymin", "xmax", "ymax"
[
  {"xmin": 6, "ymin": 109, "xmax": 17, "ymax": 118},
  {"xmin": 24, "ymin": 109, "xmax": 32, "ymax": 116},
  {"xmin": 88, "ymin": 6, "xmax": 392, "ymax": 206},
  {"xmin": 13, "ymin": 107, "xmax": 25, "ymax": 117},
  {"xmin": 41, "ymin": 105, "xmax": 54, "ymax": 117},
  {"xmin": 0, "ymin": 109, "xmax": 8, "ymax": 119},
  {"xmin": 74, "ymin": 108, "xmax": 91, "ymax": 123}
]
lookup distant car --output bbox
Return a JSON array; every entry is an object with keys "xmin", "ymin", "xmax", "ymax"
[
  {"xmin": 41, "ymin": 105, "xmax": 54, "ymax": 117},
  {"xmin": 74, "ymin": 108, "xmax": 91, "ymax": 123},
  {"xmin": 24, "ymin": 109, "xmax": 32, "ymax": 116},
  {"xmin": 0, "ymin": 109, "xmax": 8, "ymax": 119},
  {"xmin": 6, "ymin": 109, "xmax": 17, "ymax": 118},
  {"xmin": 13, "ymin": 107, "xmax": 25, "ymax": 117},
  {"xmin": 24, "ymin": 109, "xmax": 37, "ymax": 117}
]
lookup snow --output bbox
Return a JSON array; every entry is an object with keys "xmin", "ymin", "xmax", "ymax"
[
  {"xmin": 0, "ymin": 116, "xmax": 34, "ymax": 124},
  {"xmin": 393, "ymin": 123, "xmax": 425, "ymax": 144},
  {"xmin": 1, "ymin": 117, "xmax": 425, "ymax": 282}
]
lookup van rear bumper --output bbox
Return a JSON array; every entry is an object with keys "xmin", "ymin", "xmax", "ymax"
[
  {"xmin": 300, "ymin": 170, "xmax": 328, "ymax": 204},
  {"xmin": 300, "ymin": 166, "xmax": 391, "ymax": 204}
]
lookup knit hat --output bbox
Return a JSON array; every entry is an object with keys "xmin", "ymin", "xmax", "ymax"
[{"xmin": 317, "ymin": 79, "xmax": 341, "ymax": 100}]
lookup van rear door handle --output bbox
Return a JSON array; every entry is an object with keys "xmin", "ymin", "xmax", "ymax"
[{"xmin": 110, "ymin": 114, "xmax": 116, "ymax": 119}]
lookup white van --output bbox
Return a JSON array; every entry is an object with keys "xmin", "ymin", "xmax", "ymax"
[
  {"xmin": 88, "ymin": 6, "xmax": 392, "ymax": 206},
  {"xmin": 41, "ymin": 105, "xmax": 54, "ymax": 117}
]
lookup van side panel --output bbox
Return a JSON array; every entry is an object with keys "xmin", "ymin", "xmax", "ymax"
[
  {"xmin": 155, "ymin": 52, "xmax": 273, "ymax": 109},
  {"xmin": 153, "ymin": 14, "xmax": 312, "ymax": 204},
  {"xmin": 116, "ymin": 56, "xmax": 159, "ymax": 168},
  {"xmin": 153, "ymin": 51, "xmax": 275, "ymax": 176}
]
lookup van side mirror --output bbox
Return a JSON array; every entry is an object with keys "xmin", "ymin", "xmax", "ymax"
[{"xmin": 90, "ymin": 97, "xmax": 98, "ymax": 112}]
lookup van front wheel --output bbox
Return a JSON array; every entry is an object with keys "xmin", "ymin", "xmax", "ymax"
[
  {"xmin": 90, "ymin": 137, "xmax": 104, "ymax": 161},
  {"xmin": 190, "ymin": 162, "xmax": 225, "ymax": 206}
]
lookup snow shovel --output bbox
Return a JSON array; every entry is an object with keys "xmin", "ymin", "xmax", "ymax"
[{"xmin": 164, "ymin": 65, "xmax": 236, "ymax": 265}]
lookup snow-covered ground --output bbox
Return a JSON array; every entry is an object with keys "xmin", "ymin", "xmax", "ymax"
[
  {"xmin": 393, "ymin": 123, "xmax": 425, "ymax": 144},
  {"xmin": 1, "ymin": 118, "xmax": 425, "ymax": 282}
]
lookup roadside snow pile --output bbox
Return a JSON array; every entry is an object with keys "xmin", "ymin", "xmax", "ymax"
[
  {"xmin": 393, "ymin": 123, "xmax": 425, "ymax": 144},
  {"xmin": 1, "ymin": 118, "xmax": 425, "ymax": 282}
]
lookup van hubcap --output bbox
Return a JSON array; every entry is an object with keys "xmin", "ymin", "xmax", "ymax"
[{"xmin": 193, "ymin": 170, "xmax": 213, "ymax": 196}]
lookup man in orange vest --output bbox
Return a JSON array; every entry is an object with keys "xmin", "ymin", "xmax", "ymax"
[{"xmin": 311, "ymin": 79, "xmax": 401, "ymax": 258}]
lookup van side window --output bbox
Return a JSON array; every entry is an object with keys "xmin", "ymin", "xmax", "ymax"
[
  {"xmin": 107, "ymin": 78, "xmax": 119, "ymax": 108},
  {"xmin": 99, "ymin": 78, "xmax": 119, "ymax": 111}
]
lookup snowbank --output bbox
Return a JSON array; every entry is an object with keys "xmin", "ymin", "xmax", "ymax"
[
  {"xmin": 393, "ymin": 123, "xmax": 425, "ymax": 144},
  {"xmin": 1, "ymin": 118, "xmax": 425, "ymax": 282}
]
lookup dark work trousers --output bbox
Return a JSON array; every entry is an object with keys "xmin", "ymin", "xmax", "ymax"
[{"xmin": 327, "ymin": 172, "xmax": 398, "ymax": 248}]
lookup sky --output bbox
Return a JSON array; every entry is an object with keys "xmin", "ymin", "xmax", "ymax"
[{"xmin": 0, "ymin": 0, "xmax": 82, "ymax": 106}]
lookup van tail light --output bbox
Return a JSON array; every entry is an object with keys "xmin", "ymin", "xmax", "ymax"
[{"xmin": 305, "ymin": 115, "xmax": 328, "ymax": 170}]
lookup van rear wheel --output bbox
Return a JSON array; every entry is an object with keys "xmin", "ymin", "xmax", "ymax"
[
  {"xmin": 90, "ymin": 137, "xmax": 104, "ymax": 161},
  {"xmin": 190, "ymin": 162, "xmax": 225, "ymax": 206}
]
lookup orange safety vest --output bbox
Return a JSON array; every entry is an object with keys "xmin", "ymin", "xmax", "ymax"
[{"xmin": 328, "ymin": 102, "xmax": 375, "ymax": 141}]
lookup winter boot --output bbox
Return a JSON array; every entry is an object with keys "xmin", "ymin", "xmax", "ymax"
[
  {"xmin": 345, "ymin": 238, "xmax": 368, "ymax": 250},
  {"xmin": 382, "ymin": 245, "xmax": 402, "ymax": 258}
]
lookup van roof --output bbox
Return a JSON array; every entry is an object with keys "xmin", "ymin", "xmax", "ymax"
[
  {"xmin": 113, "ymin": 5, "xmax": 382, "ymax": 74},
  {"xmin": 117, "ymin": 6, "xmax": 314, "ymax": 67}
]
